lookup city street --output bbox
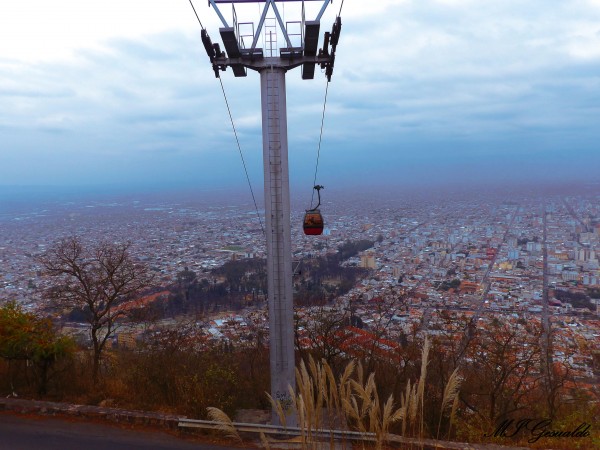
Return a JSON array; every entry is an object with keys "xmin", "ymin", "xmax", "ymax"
[{"xmin": 0, "ymin": 413, "xmax": 236, "ymax": 450}]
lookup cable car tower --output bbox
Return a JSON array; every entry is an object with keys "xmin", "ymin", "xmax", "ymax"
[{"xmin": 200, "ymin": 0, "xmax": 340, "ymax": 423}]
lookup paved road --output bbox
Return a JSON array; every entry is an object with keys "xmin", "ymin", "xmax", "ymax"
[
  {"xmin": 541, "ymin": 208, "xmax": 555, "ymax": 380},
  {"xmin": 0, "ymin": 413, "xmax": 235, "ymax": 450},
  {"xmin": 562, "ymin": 197, "xmax": 590, "ymax": 234},
  {"xmin": 455, "ymin": 206, "xmax": 519, "ymax": 364}
]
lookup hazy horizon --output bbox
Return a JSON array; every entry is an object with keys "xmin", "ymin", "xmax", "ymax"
[{"xmin": 1, "ymin": 179, "xmax": 599, "ymax": 214}]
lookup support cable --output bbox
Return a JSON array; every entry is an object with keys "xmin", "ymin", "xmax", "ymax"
[
  {"xmin": 185, "ymin": 0, "xmax": 265, "ymax": 236},
  {"xmin": 310, "ymin": 80, "xmax": 330, "ymax": 208},
  {"xmin": 187, "ymin": 0, "xmax": 205, "ymax": 29},
  {"xmin": 338, "ymin": 0, "xmax": 346, "ymax": 17},
  {"xmin": 218, "ymin": 77, "xmax": 266, "ymax": 236}
]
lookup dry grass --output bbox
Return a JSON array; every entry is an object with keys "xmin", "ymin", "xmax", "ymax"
[
  {"xmin": 209, "ymin": 337, "xmax": 465, "ymax": 450},
  {"xmin": 259, "ymin": 431, "xmax": 271, "ymax": 449},
  {"xmin": 206, "ymin": 406, "xmax": 242, "ymax": 442},
  {"xmin": 282, "ymin": 337, "xmax": 462, "ymax": 448},
  {"xmin": 437, "ymin": 367, "xmax": 462, "ymax": 439}
]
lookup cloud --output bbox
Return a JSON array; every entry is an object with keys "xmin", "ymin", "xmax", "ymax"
[{"xmin": 1, "ymin": 1, "xmax": 600, "ymax": 189}]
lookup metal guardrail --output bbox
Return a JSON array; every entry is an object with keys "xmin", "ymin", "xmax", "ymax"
[
  {"xmin": 177, "ymin": 419, "xmax": 531, "ymax": 449},
  {"xmin": 178, "ymin": 418, "xmax": 376, "ymax": 441}
]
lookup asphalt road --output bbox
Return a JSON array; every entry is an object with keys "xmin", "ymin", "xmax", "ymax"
[{"xmin": 0, "ymin": 413, "xmax": 236, "ymax": 450}]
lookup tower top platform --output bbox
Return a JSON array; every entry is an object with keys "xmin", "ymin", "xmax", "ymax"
[
  {"xmin": 213, "ymin": 0, "xmax": 322, "ymax": 3},
  {"xmin": 203, "ymin": 0, "xmax": 339, "ymax": 80}
]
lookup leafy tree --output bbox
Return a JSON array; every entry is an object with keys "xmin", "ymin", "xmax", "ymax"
[
  {"xmin": 0, "ymin": 301, "xmax": 33, "ymax": 361},
  {"xmin": 0, "ymin": 301, "xmax": 74, "ymax": 395},
  {"xmin": 29, "ymin": 317, "xmax": 74, "ymax": 395},
  {"xmin": 40, "ymin": 237, "xmax": 152, "ymax": 383},
  {"xmin": 554, "ymin": 289, "xmax": 594, "ymax": 310},
  {"xmin": 177, "ymin": 266, "xmax": 197, "ymax": 302},
  {"xmin": 337, "ymin": 240, "xmax": 375, "ymax": 260}
]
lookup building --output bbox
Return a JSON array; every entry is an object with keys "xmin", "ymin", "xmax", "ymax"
[{"xmin": 360, "ymin": 251, "xmax": 377, "ymax": 269}]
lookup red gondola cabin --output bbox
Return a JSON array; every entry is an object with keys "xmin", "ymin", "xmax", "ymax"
[{"xmin": 303, "ymin": 209, "xmax": 324, "ymax": 235}]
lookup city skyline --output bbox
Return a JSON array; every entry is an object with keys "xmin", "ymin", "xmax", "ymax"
[{"xmin": 2, "ymin": 1, "xmax": 600, "ymax": 189}]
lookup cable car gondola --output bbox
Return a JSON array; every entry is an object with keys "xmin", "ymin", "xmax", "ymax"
[{"xmin": 303, "ymin": 185, "xmax": 325, "ymax": 235}]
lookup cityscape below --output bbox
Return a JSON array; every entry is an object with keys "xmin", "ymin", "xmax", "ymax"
[{"xmin": 1, "ymin": 183, "xmax": 598, "ymax": 394}]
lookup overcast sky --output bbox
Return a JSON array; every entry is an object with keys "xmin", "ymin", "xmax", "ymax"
[{"xmin": 1, "ymin": 0, "xmax": 600, "ymax": 193}]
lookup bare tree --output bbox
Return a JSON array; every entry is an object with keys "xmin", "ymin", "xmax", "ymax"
[
  {"xmin": 40, "ymin": 237, "xmax": 152, "ymax": 383},
  {"xmin": 460, "ymin": 319, "xmax": 543, "ymax": 424},
  {"xmin": 294, "ymin": 304, "xmax": 350, "ymax": 368}
]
